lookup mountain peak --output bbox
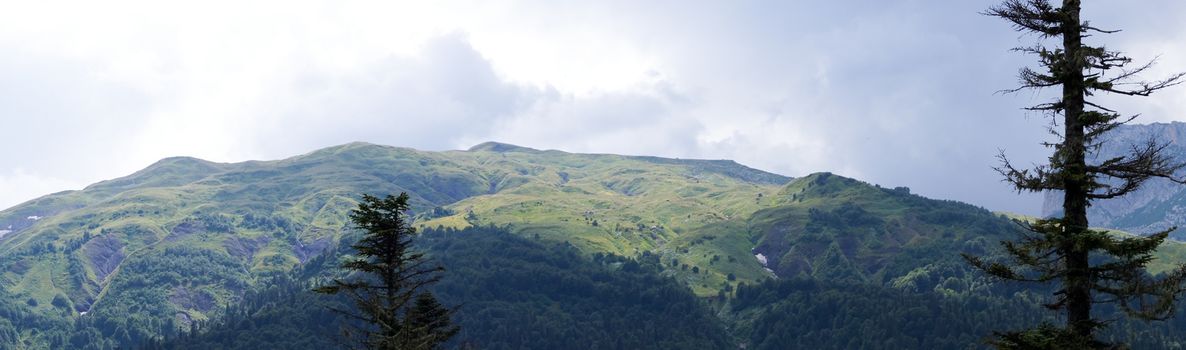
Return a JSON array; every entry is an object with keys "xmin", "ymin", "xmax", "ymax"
[
  {"xmin": 84, "ymin": 156, "xmax": 226, "ymax": 192},
  {"xmin": 776, "ymin": 172, "xmax": 909, "ymax": 204},
  {"xmin": 467, "ymin": 142, "xmax": 539, "ymax": 153}
]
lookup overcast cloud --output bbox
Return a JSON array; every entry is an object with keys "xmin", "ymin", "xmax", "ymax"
[{"xmin": 2, "ymin": 0, "xmax": 1186, "ymax": 214}]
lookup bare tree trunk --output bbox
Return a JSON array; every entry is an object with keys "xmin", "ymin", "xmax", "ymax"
[{"xmin": 1059, "ymin": 0, "xmax": 1093, "ymax": 338}]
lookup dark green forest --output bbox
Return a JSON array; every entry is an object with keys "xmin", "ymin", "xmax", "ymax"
[
  {"xmin": 147, "ymin": 226, "xmax": 731, "ymax": 349},
  {"xmin": 129, "ymin": 226, "xmax": 1186, "ymax": 349}
]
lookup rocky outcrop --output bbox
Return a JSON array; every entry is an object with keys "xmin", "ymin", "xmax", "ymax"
[
  {"xmin": 223, "ymin": 235, "xmax": 272, "ymax": 261},
  {"xmin": 83, "ymin": 234, "xmax": 126, "ymax": 283},
  {"xmin": 294, "ymin": 237, "xmax": 331, "ymax": 263},
  {"xmin": 169, "ymin": 286, "xmax": 216, "ymax": 312}
]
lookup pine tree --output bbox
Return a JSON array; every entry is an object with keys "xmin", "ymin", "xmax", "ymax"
[
  {"xmin": 964, "ymin": 1, "xmax": 1186, "ymax": 348},
  {"xmin": 315, "ymin": 193, "xmax": 457, "ymax": 349},
  {"xmin": 403, "ymin": 293, "xmax": 460, "ymax": 348}
]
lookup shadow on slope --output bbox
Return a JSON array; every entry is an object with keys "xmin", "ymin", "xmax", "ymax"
[{"xmin": 150, "ymin": 226, "xmax": 731, "ymax": 350}]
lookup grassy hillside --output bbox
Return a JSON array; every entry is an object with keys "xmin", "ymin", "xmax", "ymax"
[
  {"xmin": 728, "ymin": 174, "xmax": 1186, "ymax": 349},
  {"xmin": 746, "ymin": 173, "xmax": 1020, "ymax": 285},
  {"xmin": 0, "ymin": 141, "xmax": 788, "ymax": 346},
  {"xmin": 4, "ymin": 142, "xmax": 1186, "ymax": 348},
  {"xmin": 417, "ymin": 145, "xmax": 787, "ymax": 295}
]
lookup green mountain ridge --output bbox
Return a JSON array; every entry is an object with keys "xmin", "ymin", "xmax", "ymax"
[
  {"xmin": 3, "ymin": 141, "xmax": 1186, "ymax": 348},
  {"xmin": 0, "ymin": 142, "xmax": 789, "ymax": 323},
  {"xmin": 750, "ymin": 172, "xmax": 1018, "ymax": 284}
]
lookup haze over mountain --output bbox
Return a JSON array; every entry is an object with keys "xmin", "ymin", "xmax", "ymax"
[{"xmin": 1043, "ymin": 122, "xmax": 1186, "ymax": 239}]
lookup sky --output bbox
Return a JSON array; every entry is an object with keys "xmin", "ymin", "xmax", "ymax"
[{"xmin": 2, "ymin": 0, "xmax": 1186, "ymax": 214}]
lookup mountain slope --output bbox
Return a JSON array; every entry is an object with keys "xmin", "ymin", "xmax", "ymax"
[
  {"xmin": 0, "ymin": 141, "xmax": 787, "ymax": 346},
  {"xmin": 748, "ymin": 172, "xmax": 1019, "ymax": 287},
  {"xmin": 4, "ymin": 141, "xmax": 1186, "ymax": 348},
  {"xmin": 156, "ymin": 218, "xmax": 1186, "ymax": 350},
  {"xmin": 152, "ymin": 226, "xmax": 732, "ymax": 350}
]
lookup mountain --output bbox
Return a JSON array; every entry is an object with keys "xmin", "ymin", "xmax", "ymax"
[
  {"xmin": 156, "ymin": 177, "xmax": 1186, "ymax": 349},
  {"xmin": 748, "ymin": 173, "xmax": 1020, "ymax": 284},
  {"xmin": 3, "ymin": 141, "xmax": 1186, "ymax": 348},
  {"xmin": 0, "ymin": 142, "xmax": 789, "ymax": 346},
  {"xmin": 1042, "ymin": 122, "xmax": 1186, "ymax": 238}
]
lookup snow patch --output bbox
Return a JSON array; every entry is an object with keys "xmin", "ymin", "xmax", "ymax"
[
  {"xmin": 0, "ymin": 229, "xmax": 9, "ymax": 237},
  {"xmin": 755, "ymin": 252, "xmax": 778, "ymax": 278},
  {"xmin": 26, "ymin": 216, "xmax": 42, "ymax": 221}
]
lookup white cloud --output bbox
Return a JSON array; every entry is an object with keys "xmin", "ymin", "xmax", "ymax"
[
  {"xmin": 474, "ymin": 76, "xmax": 703, "ymax": 157},
  {"xmin": 2, "ymin": 0, "xmax": 1185, "ymax": 215},
  {"xmin": 0, "ymin": 169, "xmax": 83, "ymax": 210}
]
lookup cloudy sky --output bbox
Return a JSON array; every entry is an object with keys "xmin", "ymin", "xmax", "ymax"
[{"xmin": 2, "ymin": 0, "xmax": 1186, "ymax": 214}]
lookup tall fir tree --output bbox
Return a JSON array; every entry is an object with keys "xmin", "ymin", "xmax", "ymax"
[
  {"xmin": 315, "ymin": 193, "xmax": 457, "ymax": 350},
  {"xmin": 964, "ymin": 1, "xmax": 1186, "ymax": 348}
]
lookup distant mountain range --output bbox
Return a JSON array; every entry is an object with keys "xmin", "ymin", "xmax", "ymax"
[{"xmin": 1043, "ymin": 122, "xmax": 1186, "ymax": 238}]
